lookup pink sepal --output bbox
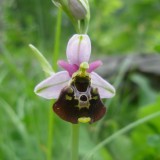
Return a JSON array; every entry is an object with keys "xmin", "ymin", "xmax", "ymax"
[
  {"xmin": 88, "ymin": 60, "xmax": 103, "ymax": 73},
  {"xmin": 58, "ymin": 60, "xmax": 79, "ymax": 76}
]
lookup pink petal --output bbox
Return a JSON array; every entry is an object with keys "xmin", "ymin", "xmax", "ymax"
[
  {"xmin": 58, "ymin": 60, "xmax": 79, "ymax": 76},
  {"xmin": 87, "ymin": 60, "xmax": 103, "ymax": 73},
  {"xmin": 91, "ymin": 72, "xmax": 115, "ymax": 98},
  {"xmin": 34, "ymin": 71, "xmax": 70, "ymax": 99},
  {"xmin": 66, "ymin": 34, "xmax": 91, "ymax": 66}
]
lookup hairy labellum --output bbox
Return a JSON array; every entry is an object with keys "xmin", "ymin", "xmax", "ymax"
[{"xmin": 53, "ymin": 73, "xmax": 106, "ymax": 124}]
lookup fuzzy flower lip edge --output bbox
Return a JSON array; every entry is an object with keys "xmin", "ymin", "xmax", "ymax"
[{"xmin": 34, "ymin": 69, "xmax": 115, "ymax": 100}]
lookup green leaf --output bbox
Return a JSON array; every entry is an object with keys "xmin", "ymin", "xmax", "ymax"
[
  {"xmin": 29, "ymin": 44, "xmax": 54, "ymax": 76},
  {"xmin": 130, "ymin": 74, "xmax": 156, "ymax": 105},
  {"xmin": 109, "ymin": 135, "xmax": 133, "ymax": 160},
  {"xmin": 83, "ymin": 111, "xmax": 160, "ymax": 160}
]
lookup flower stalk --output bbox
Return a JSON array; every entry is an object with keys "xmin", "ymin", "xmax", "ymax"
[
  {"xmin": 71, "ymin": 124, "xmax": 79, "ymax": 160},
  {"xmin": 47, "ymin": 8, "xmax": 62, "ymax": 160}
]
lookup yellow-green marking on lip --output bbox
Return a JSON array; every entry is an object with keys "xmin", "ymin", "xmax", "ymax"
[{"xmin": 78, "ymin": 117, "xmax": 91, "ymax": 123}]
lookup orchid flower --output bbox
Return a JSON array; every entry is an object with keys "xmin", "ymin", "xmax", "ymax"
[{"xmin": 34, "ymin": 34, "xmax": 115, "ymax": 124}]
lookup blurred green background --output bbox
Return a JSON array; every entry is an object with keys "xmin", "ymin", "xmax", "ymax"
[{"xmin": 0, "ymin": 0, "xmax": 160, "ymax": 160}]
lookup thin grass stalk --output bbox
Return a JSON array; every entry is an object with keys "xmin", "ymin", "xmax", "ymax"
[
  {"xmin": 83, "ymin": 111, "xmax": 160, "ymax": 160},
  {"xmin": 47, "ymin": 8, "xmax": 62, "ymax": 160}
]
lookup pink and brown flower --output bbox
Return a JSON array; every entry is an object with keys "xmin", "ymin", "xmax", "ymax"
[{"xmin": 34, "ymin": 34, "xmax": 115, "ymax": 123}]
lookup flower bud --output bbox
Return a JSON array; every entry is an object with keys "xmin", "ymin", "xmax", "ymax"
[
  {"xmin": 66, "ymin": 34, "xmax": 91, "ymax": 66},
  {"xmin": 68, "ymin": 0, "xmax": 87, "ymax": 20}
]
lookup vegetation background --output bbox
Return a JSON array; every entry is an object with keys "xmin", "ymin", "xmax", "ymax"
[{"xmin": 0, "ymin": 0, "xmax": 160, "ymax": 159}]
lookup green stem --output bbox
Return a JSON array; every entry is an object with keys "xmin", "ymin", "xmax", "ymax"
[
  {"xmin": 47, "ymin": 101, "xmax": 54, "ymax": 160},
  {"xmin": 71, "ymin": 124, "xmax": 79, "ymax": 160},
  {"xmin": 47, "ymin": 8, "xmax": 62, "ymax": 160},
  {"xmin": 53, "ymin": 9, "xmax": 62, "ymax": 70},
  {"xmin": 83, "ymin": 111, "xmax": 160, "ymax": 160}
]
